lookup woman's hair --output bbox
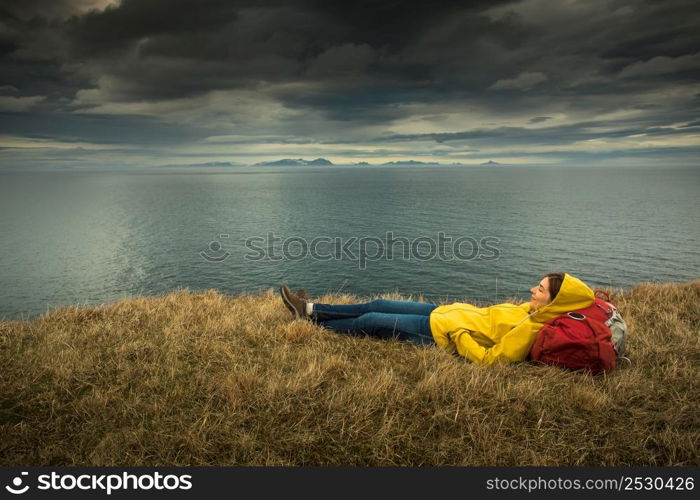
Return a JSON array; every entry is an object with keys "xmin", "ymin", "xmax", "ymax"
[{"xmin": 543, "ymin": 272, "xmax": 565, "ymax": 301}]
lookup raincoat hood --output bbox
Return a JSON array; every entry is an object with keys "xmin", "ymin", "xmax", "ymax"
[
  {"xmin": 530, "ymin": 273, "xmax": 596, "ymax": 321},
  {"xmin": 429, "ymin": 273, "xmax": 595, "ymax": 365}
]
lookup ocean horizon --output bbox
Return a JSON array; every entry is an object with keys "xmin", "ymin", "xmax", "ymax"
[{"xmin": 1, "ymin": 163, "xmax": 698, "ymax": 321}]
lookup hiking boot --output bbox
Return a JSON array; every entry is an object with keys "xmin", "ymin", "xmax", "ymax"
[{"xmin": 280, "ymin": 285, "xmax": 308, "ymax": 318}]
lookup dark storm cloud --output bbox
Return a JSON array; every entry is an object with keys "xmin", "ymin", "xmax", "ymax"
[
  {"xmin": 0, "ymin": 110, "xmax": 207, "ymax": 145},
  {"xmin": 2, "ymin": 0, "xmax": 522, "ymax": 101},
  {"xmin": 0, "ymin": 0, "xmax": 94, "ymax": 21},
  {"xmin": 4, "ymin": 0, "xmax": 699, "ymax": 101},
  {"xmin": 599, "ymin": 1, "xmax": 700, "ymax": 61},
  {"xmin": 1, "ymin": 0, "xmax": 699, "ymax": 164}
]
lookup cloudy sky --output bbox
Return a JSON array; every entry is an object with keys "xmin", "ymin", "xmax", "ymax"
[{"xmin": 1, "ymin": 0, "xmax": 699, "ymax": 167}]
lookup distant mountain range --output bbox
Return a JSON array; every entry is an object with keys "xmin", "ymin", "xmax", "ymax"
[
  {"xmin": 157, "ymin": 158, "xmax": 506, "ymax": 168},
  {"xmin": 158, "ymin": 161, "xmax": 243, "ymax": 167},
  {"xmin": 253, "ymin": 159, "xmax": 503, "ymax": 166},
  {"xmin": 254, "ymin": 158, "xmax": 334, "ymax": 166},
  {"xmin": 380, "ymin": 160, "xmax": 441, "ymax": 166}
]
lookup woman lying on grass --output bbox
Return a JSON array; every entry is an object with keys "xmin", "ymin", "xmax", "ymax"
[{"xmin": 280, "ymin": 272, "xmax": 596, "ymax": 365}]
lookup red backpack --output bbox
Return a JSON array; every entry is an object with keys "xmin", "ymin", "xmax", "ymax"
[{"xmin": 529, "ymin": 294, "xmax": 627, "ymax": 374}]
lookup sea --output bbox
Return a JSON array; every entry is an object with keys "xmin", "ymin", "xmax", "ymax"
[{"xmin": 1, "ymin": 163, "xmax": 698, "ymax": 320}]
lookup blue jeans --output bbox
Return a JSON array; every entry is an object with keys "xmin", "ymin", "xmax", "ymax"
[{"xmin": 312, "ymin": 299, "xmax": 437, "ymax": 346}]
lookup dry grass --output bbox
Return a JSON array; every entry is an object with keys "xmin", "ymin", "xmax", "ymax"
[{"xmin": 1, "ymin": 281, "xmax": 698, "ymax": 466}]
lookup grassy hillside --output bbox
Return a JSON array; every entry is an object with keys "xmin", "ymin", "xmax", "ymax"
[{"xmin": 1, "ymin": 281, "xmax": 698, "ymax": 466}]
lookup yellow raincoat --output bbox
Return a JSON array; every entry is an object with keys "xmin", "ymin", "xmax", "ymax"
[{"xmin": 429, "ymin": 273, "xmax": 595, "ymax": 365}]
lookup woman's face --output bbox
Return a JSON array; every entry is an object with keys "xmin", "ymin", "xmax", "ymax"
[{"xmin": 530, "ymin": 278, "xmax": 552, "ymax": 309}]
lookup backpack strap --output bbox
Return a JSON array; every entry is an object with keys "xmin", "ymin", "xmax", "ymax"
[{"xmin": 593, "ymin": 298, "xmax": 613, "ymax": 317}]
